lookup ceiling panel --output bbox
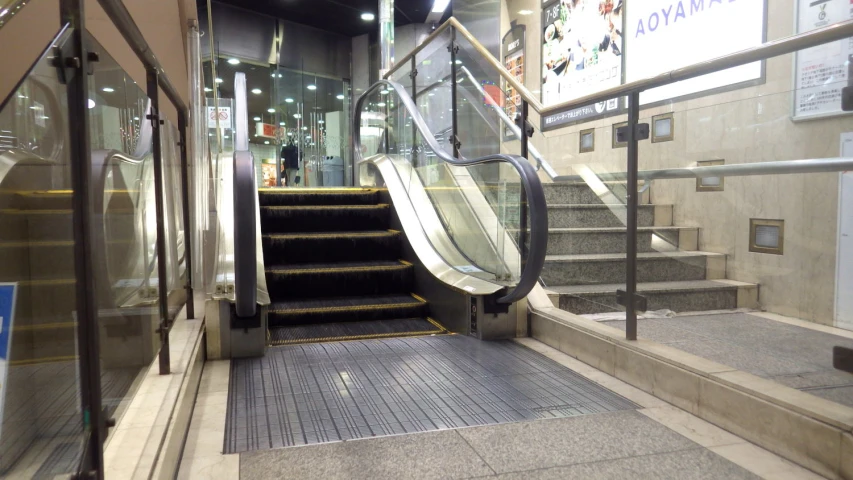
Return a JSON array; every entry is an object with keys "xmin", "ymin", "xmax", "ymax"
[{"xmin": 201, "ymin": 0, "xmax": 443, "ymax": 38}]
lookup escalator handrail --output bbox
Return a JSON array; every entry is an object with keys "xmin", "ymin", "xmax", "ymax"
[
  {"xmin": 354, "ymin": 79, "xmax": 548, "ymax": 305},
  {"xmin": 232, "ymin": 149, "xmax": 256, "ymax": 317}
]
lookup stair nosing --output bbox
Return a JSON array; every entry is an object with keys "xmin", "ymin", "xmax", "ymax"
[
  {"xmin": 269, "ymin": 294, "xmax": 426, "ymax": 315},
  {"xmin": 266, "ymin": 260, "xmax": 411, "ymax": 275},
  {"xmin": 261, "ymin": 204, "xmax": 389, "ymax": 210},
  {"xmin": 545, "ymin": 251, "xmax": 724, "ymax": 262},
  {"xmin": 548, "ymin": 280, "xmax": 754, "ymax": 295},
  {"xmin": 263, "ymin": 229, "xmax": 400, "ymax": 239}
]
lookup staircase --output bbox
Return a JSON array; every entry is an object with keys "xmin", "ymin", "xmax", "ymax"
[
  {"xmin": 258, "ymin": 188, "xmax": 446, "ymax": 345},
  {"xmin": 539, "ymin": 183, "xmax": 759, "ymax": 315}
]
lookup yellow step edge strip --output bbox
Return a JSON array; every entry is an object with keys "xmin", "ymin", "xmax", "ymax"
[
  {"xmin": 14, "ymin": 322, "xmax": 76, "ymax": 332},
  {"xmin": 270, "ymin": 294, "xmax": 426, "ymax": 316},
  {"xmin": 426, "ymin": 317, "xmax": 448, "ymax": 332},
  {"xmin": 258, "ymin": 188, "xmax": 385, "ymax": 193},
  {"xmin": 267, "ymin": 260, "xmax": 411, "ymax": 275},
  {"xmin": 410, "ymin": 293, "xmax": 428, "ymax": 303},
  {"xmin": 270, "ymin": 329, "xmax": 447, "ymax": 346},
  {"xmin": 10, "ymin": 355, "xmax": 77, "ymax": 366},
  {"xmin": 262, "ymin": 204, "xmax": 390, "ymax": 210},
  {"xmin": 265, "ymin": 229, "xmax": 400, "ymax": 240}
]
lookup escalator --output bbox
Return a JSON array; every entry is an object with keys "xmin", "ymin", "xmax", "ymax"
[{"xmin": 225, "ymin": 67, "xmax": 547, "ymax": 347}]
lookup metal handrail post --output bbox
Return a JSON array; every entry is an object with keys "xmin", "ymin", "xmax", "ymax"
[
  {"xmin": 147, "ymin": 69, "xmax": 171, "ymax": 374},
  {"xmin": 178, "ymin": 111, "xmax": 194, "ymax": 320},
  {"xmin": 60, "ymin": 0, "xmax": 106, "ymax": 474},
  {"xmin": 625, "ymin": 92, "xmax": 640, "ymax": 341}
]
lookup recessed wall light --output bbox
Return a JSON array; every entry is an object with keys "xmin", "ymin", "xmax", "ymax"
[
  {"xmin": 361, "ymin": 12, "xmax": 375, "ymax": 21},
  {"xmin": 227, "ymin": 58, "xmax": 240, "ymax": 65},
  {"xmin": 251, "ymin": 88, "xmax": 262, "ymax": 94}
]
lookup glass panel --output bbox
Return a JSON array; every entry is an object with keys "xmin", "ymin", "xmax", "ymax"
[
  {"xmin": 0, "ymin": 28, "xmax": 87, "ymax": 478},
  {"xmin": 86, "ymin": 32, "xmax": 159, "ymax": 434}
]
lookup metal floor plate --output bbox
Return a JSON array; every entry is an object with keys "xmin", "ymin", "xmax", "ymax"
[{"xmin": 225, "ymin": 335, "xmax": 638, "ymax": 453}]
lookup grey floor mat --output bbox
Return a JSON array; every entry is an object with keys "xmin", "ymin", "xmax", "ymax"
[{"xmin": 225, "ymin": 335, "xmax": 638, "ymax": 453}]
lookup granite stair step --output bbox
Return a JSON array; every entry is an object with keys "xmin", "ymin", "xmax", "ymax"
[
  {"xmin": 545, "ymin": 204, "xmax": 671, "ymax": 228},
  {"xmin": 548, "ymin": 280, "xmax": 759, "ymax": 315},
  {"xmin": 546, "ymin": 226, "xmax": 699, "ymax": 255},
  {"xmin": 542, "ymin": 251, "xmax": 726, "ymax": 286}
]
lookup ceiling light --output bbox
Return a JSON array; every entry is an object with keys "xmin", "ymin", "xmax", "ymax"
[
  {"xmin": 285, "ymin": 98, "xmax": 294, "ymax": 103},
  {"xmin": 227, "ymin": 58, "xmax": 240, "ymax": 65},
  {"xmin": 17, "ymin": 94, "xmax": 27, "ymax": 99},
  {"xmin": 518, "ymin": 9, "xmax": 533, "ymax": 15},
  {"xmin": 87, "ymin": 99, "xmax": 95, "ymax": 109},
  {"xmin": 253, "ymin": 116, "xmax": 261, "ymax": 121},
  {"xmin": 287, "ymin": 132, "xmax": 293, "ymax": 136},
  {"xmin": 279, "ymin": 122, "xmax": 285, "ymax": 126},
  {"xmin": 204, "ymin": 87, "xmax": 212, "ymax": 92},
  {"xmin": 102, "ymin": 87, "xmax": 114, "ymax": 93},
  {"xmin": 380, "ymin": 89, "xmax": 389, "ymax": 95},
  {"xmin": 428, "ymin": 92, "xmax": 435, "ymax": 96},
  {"xmin": 251, "ymin": 88, "xmax": 262, "ymax": 94},
  {"xmin": 215, "ymin": 78, "xmax": 223, "ymax": 83},
  {"xmin": 264, "ymin": 140, "xmax": 270, "ymax": 144},
  {"xmin": 432, "ymin": 0, "xmax": 450, "ymax": 13},
  {"xmin": 361, "ymin": 12, "xmax": 375, "ymax": 21},
  {"xmin": 337, "ymin": 94, "xmax": 345, "ymax": 100},
  {"xmin": 271, "ymin": 73, "xmax": 276, "ymax": 78},
  {"xmin": 133, "ymin": 116, "xmax": 139, "ymax": 121},
  {"xmin": 294, "ymin": 114, "xmax": 302, "ymax": 119},
  {"xmin": 267, "ymin": 108, "xmax": 275, "ymax": 113},
  {"xmin": 377, "ymin": 102, "xmax": 386, "ymax": 107},
  {"xmin": 318, "ymin": 120, "xmax": 325, "ymax": 124},
  {"xmin": 302, "ymin": 126, "xmax": 308, "ymax": 130},
  {"xmin": 307, "ymin": 84, "xmax": 317, "ymax": 90}
]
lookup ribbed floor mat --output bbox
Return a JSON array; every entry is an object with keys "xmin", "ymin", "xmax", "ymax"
[
  {"xmin": 225, "ymin": 335, "xmax": 639, "ymax": 453},
  {"xmin": 268, "ymin": 318, "xmax": 446, "ymax": 345}
]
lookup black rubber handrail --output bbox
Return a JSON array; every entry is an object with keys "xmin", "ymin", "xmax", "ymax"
[
  {"xmin": 353, "ymin": 79, "xmax": 548, "ymax": 304},
  {"xmin": 233, "ymin": 149, "xmax": 257, "ymax": 317}
]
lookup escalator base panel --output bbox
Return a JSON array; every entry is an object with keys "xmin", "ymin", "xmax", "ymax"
[
  {"xmin": 226, "ymin": 335, "xmax": 638, "ymax": 453},
  {"xmin": 268, "ymin": 318, "xmax": 446, "ymax": 346}
]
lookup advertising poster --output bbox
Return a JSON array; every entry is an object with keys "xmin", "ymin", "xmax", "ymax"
[
  {"xmin": 625, "ymin": 0, "xmax": 764, "ymax": 105},
  {"xmin": 0, "ymin": 283, "xmax": 18, "ymax": 439},
  {"xmin": 794, "ymin": 0, "xmax": 852, "ymax": 120},
  {"xmin": 541, "ymin": 0, "xmax": 625, "ymax": 129},
  {"xmin": 503, "ymin": 23, "xmax": 526, "ymax": 140}
]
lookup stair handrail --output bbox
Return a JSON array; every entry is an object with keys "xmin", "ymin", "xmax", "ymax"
[
  {"xmin": 354, "ymin": 79, "xmax": 548, "ymax": 305},
  {"xmin": 387, "ymin": 16, "xmax": 853, "ymax": 181},
  {"xmin": 232, "ymin": 72, "xmax": 258, "ymax": 318}
]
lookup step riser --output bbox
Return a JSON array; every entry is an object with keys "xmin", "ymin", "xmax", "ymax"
[
  {"xmin": 262, "ymin": 235, "xmax": 402, "ymax": 265},
  {"xmin": 266, "ymin": 267, "xmax": 413, "ymax": 300},
  {"xmin": 542, "ymin": 256, "xmax": 709, "ymax": 286},
  {"xmin": 259, "ymin": 192, "xmax": 380, "ymax": 206},
  {"xmin": 547, "ymin": 231, "xmax": 686, "ymax": 255},
  {"xmin": 260, "ymin": 207, "xmax": 390, "ymax": 233},
  {"xmin": 557, "ymin": 288, "xmax": 739, "ymax": 315},
  {"xmin": 0, "ymin": 245, "xmax": 77, "ymax": 280},
  {"xmin": 547, "ymin": 207, "xmax": 656, "ymax": 228},
  {"xmin": 268, "ymin": 303, "xmax": 428, "ymax": 327}
]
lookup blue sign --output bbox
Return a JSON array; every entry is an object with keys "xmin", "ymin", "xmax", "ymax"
[{"xmin": 0, "ymin": 283, "xmax": 17, "ymax": 439}]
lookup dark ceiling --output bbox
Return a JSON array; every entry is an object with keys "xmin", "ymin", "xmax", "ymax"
[{"xmin": 201, "ymin": 0, "xmax": 441, "ymax": 37}]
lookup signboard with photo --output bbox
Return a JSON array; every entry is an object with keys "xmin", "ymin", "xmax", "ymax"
[
  {"xmin": 503, "ymin": 23, "xmax": 526, "ymax": 140},
  {"xmin": 540, "ymin": 0, "xmax": 625, "ymax": 129},
  {"xmin": 794, "ymin": 0, "xmax": 853, "ymax": 120}
]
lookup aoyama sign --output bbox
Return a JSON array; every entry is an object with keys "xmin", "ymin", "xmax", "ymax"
[{"xmin": 625, "ymin": 0, "xmax": 765, "ymax": 105}]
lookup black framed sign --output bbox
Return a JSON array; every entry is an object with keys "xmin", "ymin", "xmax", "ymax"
[
  {"xmin": 540, "ymin": 0, "xmax": 626, "ymax": 130},
  {"xmin": 502, "ymin": 22, "xmax": 526, "ymax": 140}
]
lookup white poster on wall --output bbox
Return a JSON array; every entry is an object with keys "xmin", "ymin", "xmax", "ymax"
[
  {"xmin": 794, "ymin": 0, "xmax": 852, "ymax": 120},
  {"xmin": 625, "ymin": 0, "xmax": 764, "ymax": 105}
]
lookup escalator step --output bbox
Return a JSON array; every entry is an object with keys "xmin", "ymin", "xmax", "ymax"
[
  {"xmin": 265, "ymin": 260, "xmax": 413, "ymax": 300},
  {"xmin": 262, "ymin": 230, "xmax": 402, "ymax": 265},
  {"xmin": 260, "ymin": 204, "xmax": 391, "ymax": 233},
  {"xmin": 268, "ymin": 293, "xmax": 428, "ymax": 326},
  {"xmin": 268, "ymin": 317, "xmax": 447, "ymax": 346},
  {"xmin": 258, "ymin": 188, "xmax": 383, "ymax": 206}
]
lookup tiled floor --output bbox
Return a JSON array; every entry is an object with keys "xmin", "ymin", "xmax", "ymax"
[
  {"xmin": 603, "ymin": 312, "xmax": 853, "ymax": 407},
  {"xmin": 225, "ymin": 335, "xmax": 638, "ymax": 453},
  {"xmin": 180, "ymin": 337, "xmax": 828, "ymax": 479}
]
